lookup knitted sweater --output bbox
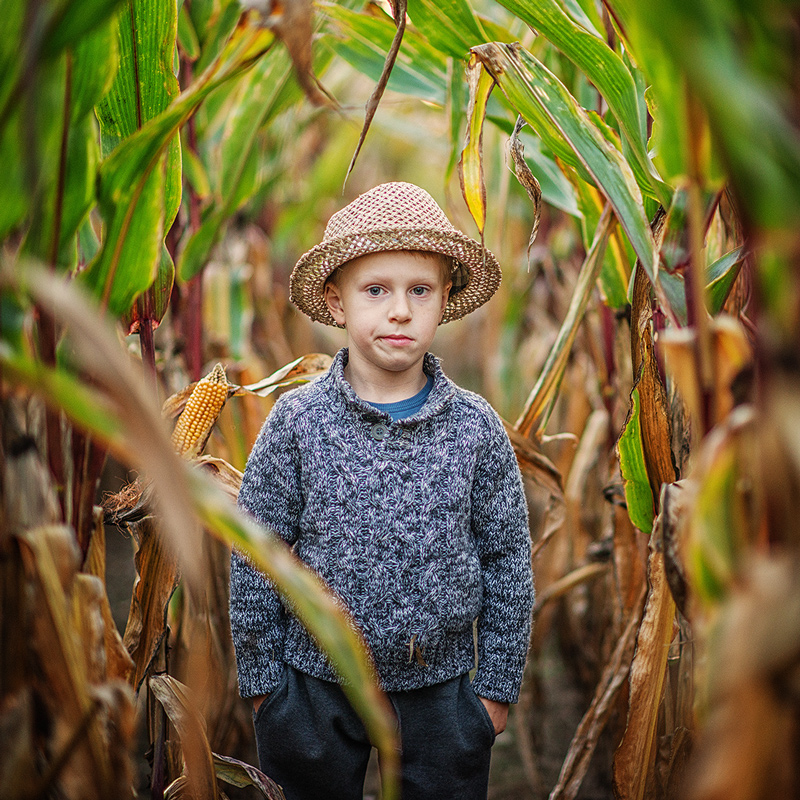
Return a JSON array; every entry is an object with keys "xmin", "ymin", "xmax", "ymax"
[{"xmin": 230, "ymin": 349, "xmax": 534, "ymax": 704}]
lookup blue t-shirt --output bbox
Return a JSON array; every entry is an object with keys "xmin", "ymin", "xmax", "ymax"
[{"xmin": 366, "ymin": 374, "xmax": 434, "ymax": 421}]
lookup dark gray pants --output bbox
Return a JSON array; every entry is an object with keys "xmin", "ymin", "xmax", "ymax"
[{"xmin": 253, "ymin": 667, "xmax": 496, "ymax": 800}]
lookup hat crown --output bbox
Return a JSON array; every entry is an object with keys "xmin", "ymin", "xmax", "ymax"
[{"xmin": 324, "ymin": 182, "xmax": 455, "ymax": 241}]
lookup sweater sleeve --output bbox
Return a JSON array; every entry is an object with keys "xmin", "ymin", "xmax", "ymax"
[
  {"xmin": 469, "ymin": 409, "xmax": 534, "ymax": 704},
  {"xmin": 229, "ymin": 394, "xmax": 303, "ymax": 697}
]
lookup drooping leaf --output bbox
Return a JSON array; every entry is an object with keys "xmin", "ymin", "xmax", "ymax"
[
  {"xmin": 471, "ymin": 43, "xmax": 659, "ymax": 284},
  {"xmin": 122, "ymin": 516, "xmax": 180, "ymax": 691},
  {"xmin": 508, "ymin": 117, "xmax": 542, "ymax": 259},
  {"xmin": 496, "ymin": 0, "xmax": 671, "ymax": 205},
  {"xmin": 458, "ymin": 55, "xmax": 494, "ymax": 237}
]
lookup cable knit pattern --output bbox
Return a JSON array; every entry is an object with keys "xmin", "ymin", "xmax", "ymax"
[{"xmin": 230, "ymin": 349, "xmax": 534, "ymax": 703}]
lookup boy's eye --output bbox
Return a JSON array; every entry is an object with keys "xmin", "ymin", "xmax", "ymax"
[
  {"xmin": 410, "ymin": 286, "xmax": 430, "ymax": 297},
  {"xmin": 366, "ymin": 286, "xmax": 384, "ymax": 297}
]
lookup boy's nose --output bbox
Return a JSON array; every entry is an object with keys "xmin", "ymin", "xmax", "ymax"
[{"xmin": 388, "ymin": 293, "xmax": 412, "ymax": 321}]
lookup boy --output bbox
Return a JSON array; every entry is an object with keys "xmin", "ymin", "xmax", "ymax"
[{"xmin": 230, "ymin": 182, "xmax": 534, "ymax": 800}]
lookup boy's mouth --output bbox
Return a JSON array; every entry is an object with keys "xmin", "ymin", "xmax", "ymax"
[{"xmin": 382, "ymin": 334, "xmax": 414, "ymax": 345}]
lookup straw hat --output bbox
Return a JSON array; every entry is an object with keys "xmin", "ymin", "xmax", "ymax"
[{"xmin": 290, "ymin": 182, "xmax": 501, "ymax": 327}]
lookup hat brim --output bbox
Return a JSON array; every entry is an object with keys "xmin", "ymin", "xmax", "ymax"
[{"xmin": 290, "ymin": 227, "xmax": 501, "ymax": 327}]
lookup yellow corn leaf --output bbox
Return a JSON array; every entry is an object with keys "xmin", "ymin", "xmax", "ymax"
[{"xmin": 458, "ymin": 54, "xmax": 494, "ymax": 236}]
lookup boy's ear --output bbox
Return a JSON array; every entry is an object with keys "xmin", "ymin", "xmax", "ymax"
[
  {"xmin": 324, "ymin": 281, "xmax": 347, "ymax": 326},
  {"xmin": 439, "ymin": 280, "xmax": 452, "ymax": 318}
]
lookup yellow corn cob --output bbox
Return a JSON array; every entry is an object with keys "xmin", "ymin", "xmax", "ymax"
[{"xmin": 171, "ymin": 363, "xmax": 230, "ymax": 458}]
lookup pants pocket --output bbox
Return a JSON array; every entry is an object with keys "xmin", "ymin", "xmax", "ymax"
[
  {"xmin": 467, "ymin": 680, "xmax": 497, "ymax": 746},
  {"xmin": 253, "ymin": 665, "xmax": 289, "ymax": 728}
]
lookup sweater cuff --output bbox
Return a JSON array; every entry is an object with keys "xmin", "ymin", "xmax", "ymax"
[
  {"xmin": 236, "ymin": 659, "xmax": 284, "ymax": 699},
  {"xmin": 472, "ymin": 643, "xmax": 528, "ymax": 703},
  {"xmin": 470, "ymin": 669, "xmax": 523, "ymax": 704}
]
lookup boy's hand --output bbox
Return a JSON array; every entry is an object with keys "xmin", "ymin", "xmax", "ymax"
[
  {"xmin": 253, "ymin": 693, "xmax": 269, "ymax": 713},
  {"xmin": 479, "ymin": 697, "xmax": 509, "ymax": 735}
]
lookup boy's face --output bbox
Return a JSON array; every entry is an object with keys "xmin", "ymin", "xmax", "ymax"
[{"xmin": 324, "ymin": 250, "xmax": 452, "ymax": 385}]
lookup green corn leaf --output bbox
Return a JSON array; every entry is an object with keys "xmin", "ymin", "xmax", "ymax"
[
  {"xmin": 445, "ymin": 58, "xmax": 468, "ymax": 182},
  {"xmin": 617, "ymin": 387, "xmax": 656, "ymax": 534},
  {"xmin": 405, "ymin": 0, "xmax": 513, "ymax": 59},
  {"xmin": 706, "ymin": 247, "xmax": 744, "ymax": 313},
  {"xmin": 42, "ymin": 0, "xmax": 123, "ymax": 56},
  {"xmin": 568, "ymin": 174, "xmax": 631, "ymax": 309},
  {"xmin": 659, "ymin": 246, "xmax": 744, "ymax": 326},
  {"xmin": 495, "ymin": 0, "xmax": 670, "ymax": 206},
  {"xmin": 83, "ymin": 19, "xmax": 274, "ymax": 314},
  {"xmin": 179, "ymin": 40, "xmax": 316, "ymax": 283},
  {"xmin": 178, "ymin": 3, "xmax": 201, "ymax": 61},
  {"xmin": 92, "ymin": 0, "xmax": 181, "ymax": 319},
  {"xmin": 472, "ymin": 43, "xmax": 658, "ymax": 284},
  {"xmin": 20, "ymin": 17, "xmax": 117, "ymax": 269},
  {"xmin": 320, "ymin": 3, "xmax": 447, "ymax": 105}
]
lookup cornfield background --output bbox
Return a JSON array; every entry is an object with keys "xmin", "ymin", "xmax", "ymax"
[{"xmin": 2, "ymin": 0, "xmax": 800, "ymax": 798}]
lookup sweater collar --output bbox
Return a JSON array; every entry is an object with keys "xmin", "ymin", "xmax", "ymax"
[{"xmin": 325, "ymin": 348, "xmax": 456, "ymax": 424}]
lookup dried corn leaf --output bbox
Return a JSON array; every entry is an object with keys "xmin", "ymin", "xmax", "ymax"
[
  {"xmin": 509, "ymin": 116, "xmax": 543, "ymax": 258},
  {"xmin": 150, "ymin": 674, "xmax": 220, "ymax": 800},
  {"xmin": 629, "ymin": 264, "xmax": 679, "ymax": 498},
  {"xmin": 122, "ymin": 517, "xmax": 180, "ymax": 691},
  {"xmin": 17, "ymin": 525, "xmax": 114, "ymax": 797},
  {"xmin": 249, "ymin": 0, "xmax": 333, "ymax": 108},
  {"xmin": 240, "ymin": 353, "xmax": 332, "ymax": 397},
  {"xmin": 612, "ymin": 528, "xmax": 677, "ymax": 800},
  {"xmin": 660, "ymin": 315, "xmax": 752, "ymax": 431},
  {"xmin": 212, "ymin": 753, "xmax": 286, "ymax": 798},
  {"xmin": 504, "ymin": 420, "xmax": 564, "ymax": 498},
  {"xmin": 196, "ymin": 456, "xmax": 244, "ymax": 503},
  {"xmin": 344, "ymin": 0, "xmax": 406, "ymax": 184},
  {"xmin": 83, "ymin": 510, "xmax": 134, "ymax": 681},
  {"xmin": 0, "ymin": 690, "xmax": 36, "ymax": 798},
  {"xmin": 533, "ymin": 562, "xmax": 609, "ymax": 618},
  {"xmin": 683, "ymin": 406, "xmax": 757, "ymax": 609}
]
